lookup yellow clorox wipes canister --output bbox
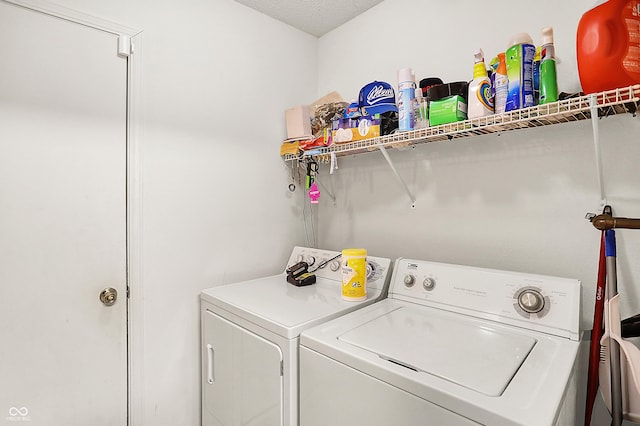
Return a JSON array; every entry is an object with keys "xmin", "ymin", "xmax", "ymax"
[{"xmin": 341, "ymin": 248, "xmax": 367, "ymax": 301}]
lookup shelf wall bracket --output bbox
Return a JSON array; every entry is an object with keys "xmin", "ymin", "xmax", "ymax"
[
  {"xmin": 375, "ymin": 140, "xmax": 416, "ymax": 207},
  {"xmin": 314, "ymin": 177, "xmax": 337, "ymax": 205},
  {"xmin": 589, "ymin": 94, "xmax": 607, "ymax": 209}
]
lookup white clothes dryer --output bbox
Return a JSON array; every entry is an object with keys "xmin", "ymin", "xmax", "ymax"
[
  {"xmin": 300, "ymin": 258, "xmax": 583, "ymax": 426},
  {"xmin": 200, "ymin": 246, "xmax": 392, "ymax": 426}
]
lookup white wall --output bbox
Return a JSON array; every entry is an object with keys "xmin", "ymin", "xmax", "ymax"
[
  {"xmin": 133, "ymin": 5, "xmax": 317, "ymax": 424},
  {"xmin": 40, "ymin": 0, "xmax": 318, "ymax": 424},
  {"xmin": 317, "ymin": 0, "xmax": 640, "ymax": 424}
]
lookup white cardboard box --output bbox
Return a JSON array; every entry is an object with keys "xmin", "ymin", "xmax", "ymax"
[{"xmin": 285, "ymin": 105, "xmax": 312, "ymax": 140}]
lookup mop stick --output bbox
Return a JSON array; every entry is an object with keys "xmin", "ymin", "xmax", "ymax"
[
  {"xmin": 605, "ymin": 229, "xmax": 623, "ymax": 426},
  {"xmin": 585, "ymin": 231, "xmax": 607, "ymax": 426}
]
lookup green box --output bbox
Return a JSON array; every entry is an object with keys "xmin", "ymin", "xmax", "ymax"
[{"xmin": 429, "ymin": 95, "xmax": 467, "ymax": 126}]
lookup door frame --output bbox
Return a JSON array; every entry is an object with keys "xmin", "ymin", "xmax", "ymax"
[{"xmin": 1, "ymin": 1, "xmax": 143, "ymax": 424}]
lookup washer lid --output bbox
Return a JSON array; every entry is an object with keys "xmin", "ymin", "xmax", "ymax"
[{"xmin": 338, "ymin": 305, "xmax": 536, "ymax": 396}]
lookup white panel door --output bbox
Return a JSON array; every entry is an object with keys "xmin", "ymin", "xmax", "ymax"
[{"xmin": 0, "ymin": 2, "xmax": 127, "ymax": 425}]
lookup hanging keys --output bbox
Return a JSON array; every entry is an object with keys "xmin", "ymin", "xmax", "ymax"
[{"xmin": 306, "ymin": 159, "xmax": 318, "ymax": 190}]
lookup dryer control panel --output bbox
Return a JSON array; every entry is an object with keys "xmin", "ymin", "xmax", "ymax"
[
  {"xmin": 390, "ymin": 258, "xmax": 581, "ymax": 340},
  {"xmin": 286, "ymin": 247, "xmax": 392, "ymax": 291}
]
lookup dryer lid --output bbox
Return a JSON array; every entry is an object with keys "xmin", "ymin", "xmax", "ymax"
[{"xmin": 337, "ymin": 305, "xmax": 536, "ymax": 396}]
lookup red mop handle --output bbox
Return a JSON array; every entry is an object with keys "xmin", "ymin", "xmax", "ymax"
[{"xmin": 585, "ymin": 231, "xmax": 607, "ymax": 426}]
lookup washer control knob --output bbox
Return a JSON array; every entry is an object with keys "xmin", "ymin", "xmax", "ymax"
[
  {"xmin": 329, "ymin": 261, "xmax": 341, "ymax": 272},
  {"xmin": 423, "ymin": 277, "xmax": 436, "ymax": 291},
  {"xmin": 296, "ymin": 254, "xmax": 304, "ymax": 263},
  {"xmin": 518, "ymin": 289, "xmax": 545, "ymax": 313},
  {"xmin": 403, "ymin": 274, "xmax": 415, "ymax": 287},
  {"xmin": 306, "ymin": 256, "xmax": 316, "ymax": 266}
]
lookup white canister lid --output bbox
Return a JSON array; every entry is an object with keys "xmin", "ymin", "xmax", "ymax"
[
  {"xmin": 398, "ymin": 67, "xmax": 415, "ymax": 84},
  {"xmin": 541, "ymin": 27, "xmax": 554, "ymax": 45},
  {"xmin": 507, "ymin": 32, "xmax": 533, "ymax": 48}
]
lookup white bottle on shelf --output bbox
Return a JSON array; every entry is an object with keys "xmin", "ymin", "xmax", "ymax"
[
  {"xmin": 468, "ymin": 48, "xmax": 494, "ymax": 120},
  {"xmin": 414, "ymin": 88, "xmax": 429, "ymax": 129},
  {"xmin": 398, "ymin": 67, "xmax": 416, "ymax": 131}
]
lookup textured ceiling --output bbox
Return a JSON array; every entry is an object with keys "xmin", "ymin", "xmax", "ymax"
[{"xmin": 234, "ymin": 0, "xmax": 384, "ymax": 37}]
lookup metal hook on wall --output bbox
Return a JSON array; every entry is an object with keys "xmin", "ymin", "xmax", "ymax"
[
  {"xmin": 587, "ymin": 204, "xmax": 640, "ymax": 230},
  {"xmin": 590, "ymin": 214, "xmax": 640, "ymax": 230}
]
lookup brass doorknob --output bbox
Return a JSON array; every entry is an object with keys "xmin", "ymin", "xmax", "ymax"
[{"xmin": 99, "ymin": 287, "xmax": 118, "ymax": 306}]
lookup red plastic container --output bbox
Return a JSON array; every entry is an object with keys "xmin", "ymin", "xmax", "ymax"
[{"xmin": 577, "ymin": 0, "xmax": 640, "ymax": 94}]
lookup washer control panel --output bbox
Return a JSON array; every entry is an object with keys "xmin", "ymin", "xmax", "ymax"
[
  {"xmin": 286, "ymin": 247, "xmax": 392, "ymax": 291},
  {"xmin": 391, "ymin": 258, "xmax": 581, "ymax": 340}
]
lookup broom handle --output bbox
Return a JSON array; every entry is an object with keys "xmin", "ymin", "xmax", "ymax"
[{"xmin": 606, "ymin": 230, "xmax": 623, "ymax": 426}]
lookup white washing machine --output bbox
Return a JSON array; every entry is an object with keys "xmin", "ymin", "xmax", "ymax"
[
  {"xmin": 200, "ymin": 246, "xmax": 392, "ymax": 426},
  {"xmin": 300, "ymin": 258, "xmax": 583, "ymax": 426}
]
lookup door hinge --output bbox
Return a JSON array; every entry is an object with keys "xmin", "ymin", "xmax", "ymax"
[{"xmin": 118, "ymin": 35, "xmax": 132, "ymax": 58}]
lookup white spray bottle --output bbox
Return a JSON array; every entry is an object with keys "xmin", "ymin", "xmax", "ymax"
[
  {"xmin": 397, "ymin": 68, "xmax": 416, "ymax": 131},
  {"xmin": 468, "ymin": 48, "xmax": 494, "ymax": 119},
  {"xmin": 494, "ymin": 52, "xmax": 508, "ymax": 114},
  {"xmin": 539, "ymin": 27, "xmax": 559, "ymax": 104}
]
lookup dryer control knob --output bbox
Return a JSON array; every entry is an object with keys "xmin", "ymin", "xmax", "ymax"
[
  {"xmin": 423, "ymin": 277, "xmax": 436, "ymax": 291},
  {"xmin": 403, "ymin": 274, "xmax": 415, "ymax": 287},
  {"xmin": 518, "ymin": 289, "xmax": 545, "ymax": 313},
  {"xmin": 306, "ymin": 256, "xmax": 316, "ymax": 266},
  {"xmin": 366, "ymin": 262, "xmax": 376, "ymax": 279},
  {"xmin": 329, "ymin": 261, "xmax": 341, "ymax": 272},
  {"xmin": 296, "ymin": 254, "xmax": 304, "ymax": 263}
]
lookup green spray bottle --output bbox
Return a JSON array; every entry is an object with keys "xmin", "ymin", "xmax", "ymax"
[{"xmin": 539, "ymin": 27, "xmax": 558, "ymax": 104}]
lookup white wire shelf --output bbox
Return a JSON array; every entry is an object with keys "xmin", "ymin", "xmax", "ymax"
[{"xmin": 282, "ymin": 85, "xmax": 640, "ymax": 162}]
